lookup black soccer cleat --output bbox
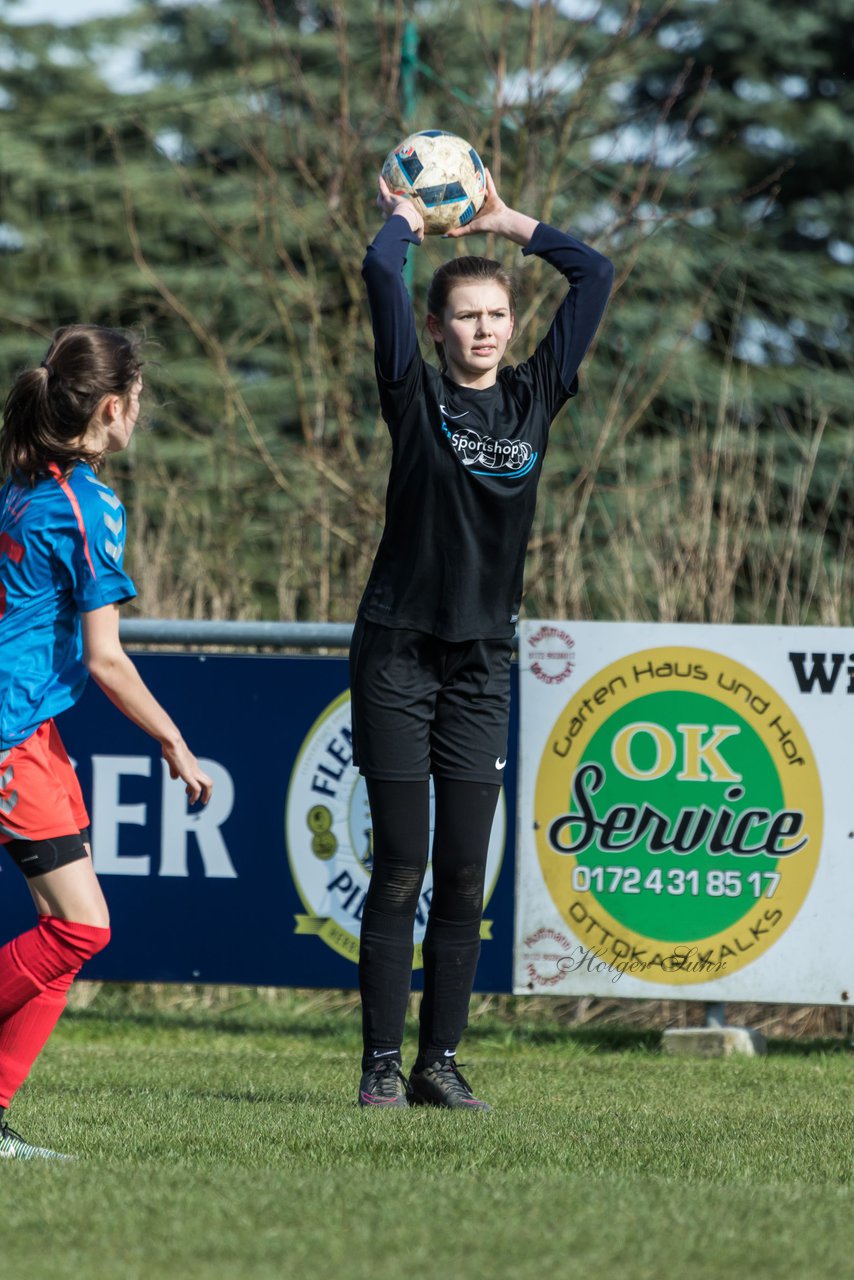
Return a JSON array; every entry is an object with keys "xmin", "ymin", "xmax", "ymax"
[
  {"xmin": 408, "ymin": 1059, "xmax": 492, "ymax": 1111},
  {"xmin": 0, "ymin": 1121, "xmax": 74, "ymax": 1160},
  {"xmin": 358, "ymin": 1057, "xmax": 410, "ymax": 1108}
]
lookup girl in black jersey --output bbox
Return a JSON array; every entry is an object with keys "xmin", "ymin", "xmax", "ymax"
[{"xmin": 353, "ymin": 169, "xmax": 613, "ymax": 1110}]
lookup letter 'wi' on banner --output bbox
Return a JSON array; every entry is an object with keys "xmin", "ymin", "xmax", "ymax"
[{"xmin": 514, "ymin": 622, "xmax": 854, "ymax": 1005}]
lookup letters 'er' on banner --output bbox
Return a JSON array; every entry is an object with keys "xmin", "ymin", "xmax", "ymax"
[{"xmin": 514, "ymin": 621, "xmax": 851, "ymax": 1004}]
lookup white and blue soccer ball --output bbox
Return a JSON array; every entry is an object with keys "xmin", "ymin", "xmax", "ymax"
[{"xmin": 381, "ymin": 130, "xmax": 487, "ymax": 234}]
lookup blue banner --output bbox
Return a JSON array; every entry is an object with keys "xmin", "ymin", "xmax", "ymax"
[{"xmin": 1, "ymin": 655, "xmax": 516, "ymax": 993}]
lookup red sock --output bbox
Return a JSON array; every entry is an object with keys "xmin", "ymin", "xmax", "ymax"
[
  {"xmin": 0, "ymin": 916, "xmax": 110, "ymax": 1106},
  {"xmin": 0, "ymin": 915, "xmax": 111, "ymax": 1018},
  {"xmin": 0, "ymin": 974, "xmax": 74, "ymax": 1108}
]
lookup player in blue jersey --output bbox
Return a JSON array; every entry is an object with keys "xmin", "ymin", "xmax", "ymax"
[
  {"xmin": 0, "ymin": 324, "xmax": 212, "ymax": 1159},
  {"xmin": 353, "ymin": 170, "xmax": 614, "ymax": 1110}
]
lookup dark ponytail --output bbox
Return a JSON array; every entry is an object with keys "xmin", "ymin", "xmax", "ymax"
[
  {"xmin": 426, "ymin": 256, "xmax": 517, "ymax": 371},
  {"xmin": 1, "ymin": 324, "xmax": 142, "ymax": 482}
]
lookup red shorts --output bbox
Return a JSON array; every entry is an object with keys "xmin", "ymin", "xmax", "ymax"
[{"xmin": 0, "ymin": 720, "xmax": 90, "ymax": 844}]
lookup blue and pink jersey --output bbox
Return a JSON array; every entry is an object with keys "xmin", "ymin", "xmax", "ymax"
[{"xmin": 0, "ymin": 462, "xmax": 136, "ymax": 750}]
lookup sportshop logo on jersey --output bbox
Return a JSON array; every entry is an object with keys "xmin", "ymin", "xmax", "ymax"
[
  {"xmin": 532, "ymin": 648, "xmax": 822, "ymax": 985},
  {"xmin": 285, "ymin": 692, "xmax": 506, "ymax": 963},
  {"xmin": 439, "ymin": 413, "xmax": 538, "ymax": 479}
]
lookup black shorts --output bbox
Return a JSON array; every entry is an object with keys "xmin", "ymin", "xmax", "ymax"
[{"xmin": 349, "ymin": 617, "xmax": 512, "ymax": 784}]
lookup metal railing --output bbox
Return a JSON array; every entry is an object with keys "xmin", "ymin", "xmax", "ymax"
[
  {"xmin": 120, "ymin": 619, "xmax": 355, "ymax": 648},
  {"xmin": 119, "ymin": 619, "xmax": 522, "ymax": 650}
]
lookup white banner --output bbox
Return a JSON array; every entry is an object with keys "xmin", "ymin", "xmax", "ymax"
[{"xmin": 514, "ymin": 621, "xmax": 854, "ymax": 1004}]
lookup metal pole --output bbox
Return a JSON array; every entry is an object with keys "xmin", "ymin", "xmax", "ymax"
[
  {"xmin": 704, "ymin": 1002, "xmax": 726, "ymax": 1029},
  {"xmin": 401, "ymin": 19, "xmax": 418, "ymax": 122}
]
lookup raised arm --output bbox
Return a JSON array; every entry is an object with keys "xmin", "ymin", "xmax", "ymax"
[
  {"xmin": 522, "ymin": 224, "xmax": 614, "ymax": 392},
  {"xmin": 361, "ymin": 179, "xmax": 424, "ymax": 381},
  {"xmin": 449, "ymin": 169, "xmax": 614, "ymax": 391}
]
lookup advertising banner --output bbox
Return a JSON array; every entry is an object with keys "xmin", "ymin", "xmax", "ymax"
[
  {"xmin": 514, "ymin": 621, "xmax": 853, "ymax": 1004},
  {"xmin": 1, "ymin": 654, "xmax": 516, "ymax": 993}
]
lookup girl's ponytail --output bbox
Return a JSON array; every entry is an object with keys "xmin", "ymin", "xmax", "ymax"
[{"xmin": 1, "ymin": 325, "xmax": 142, "ymax": 482}]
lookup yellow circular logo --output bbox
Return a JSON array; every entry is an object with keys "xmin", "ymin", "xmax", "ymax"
[{"xmin": 534, "ymin": 648, "xmax": 823, "ymax": 984}]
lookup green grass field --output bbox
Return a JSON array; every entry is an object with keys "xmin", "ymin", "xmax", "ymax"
[{"xmin": 3, "ymin": 987, "xmax": 852, "ymax": 1280}]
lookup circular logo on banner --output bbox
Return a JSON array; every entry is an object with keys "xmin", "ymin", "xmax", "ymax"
[
  {"xmin": 526, "ymin": 625, "xmax": 575, "ymax": 685},
  {"xmin": 286, "ymin": 691, "xmax": 507, "ymax": 964},
  {"xmin": 534, "ymin": 648, "xmax": 823, "ymax": 985}
]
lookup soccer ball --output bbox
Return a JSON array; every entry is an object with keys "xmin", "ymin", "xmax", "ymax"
[{"xmin": 381, "ymin": 131, "xmax": 487, "ymax": 235}]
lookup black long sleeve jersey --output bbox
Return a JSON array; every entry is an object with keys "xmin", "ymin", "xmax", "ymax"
[{"xmin": 358, "ymin": 216, "xmax": 614, "ymax": 643}]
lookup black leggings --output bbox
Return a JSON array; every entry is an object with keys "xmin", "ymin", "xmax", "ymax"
[{"xmin": 358, "ymin": 776, "xmax": 500, "ymax": 1070}]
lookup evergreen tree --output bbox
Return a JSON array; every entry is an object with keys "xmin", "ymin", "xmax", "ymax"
[{"xmin": 0, "ymin": 0, "xmax": 849, "ymax": 626}]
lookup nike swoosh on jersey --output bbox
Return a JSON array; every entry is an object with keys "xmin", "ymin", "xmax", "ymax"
[
  {"xmin": 439, "ymin": 404, "xmax": 470, "ymax": 420},
  {"xmin": 495, "ymin": 757, "xmax": 507, "ymax": 770}
]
